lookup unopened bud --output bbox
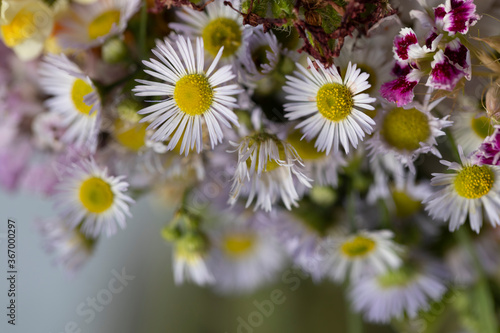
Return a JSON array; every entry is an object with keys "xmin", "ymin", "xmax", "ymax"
[
  {"xmin": 486, "ymin": 82, "xmax": 500, "ymax": 122},
  {"xmin": 102, "ymin": 37, "xmax": 129, "ymax": 64}
]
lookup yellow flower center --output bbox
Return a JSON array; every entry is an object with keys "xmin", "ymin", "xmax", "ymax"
[
  {"xmin": 202, "ymin": 17, "xmax": 242, "ymax": 58},
  {"xmin": 391, "ymin": 190, "xmax": 422, "ymax": 218},
  {"xmin": 174, "ymin": 74, "xmax": 213, "ymax": 116},
  {"xmin": 341, "ymin": 236, "xmax": 376, "ymax": 258},
  {"xmin": 113, "ymin": 119, "xmax": 147, "ymax": 151},
  {"xmin": 79, "ymin": 177, "xmax": 114, "ymax": 214},
  {"xmin": 316, "ymin": 83, "xmax": 354, "ymax": 122},
  {"xmin": 378, "ymin": 268, "xmax": 413, "ymax": 288},
  {"xmin": 381, "ymin": 107, "xmax": 431, "ymax": 151},
  {"xmin": 470, "ymin": 116, "xmax": 493, "ymax": 139},
  {"xmin": 88, "ymin": 10, "xmax": 121, "ymax": 40},
  {"xmin": 287, "ymin": 130, "xmax": 325, "ymax": 160},
  {"xmin": 454, "ymin": 165, "xmax": 495, "ymax": 199},
  {"xmin": 223, "ymin": 234, "xmax": 255, "ymax": 257},
  {"xmin": 1, "ymin": 9, "xmax": 36, "ymax": 47},
  {"xmin": 71, "ymin": 79, "xmax": 95, "ymax": 116}
]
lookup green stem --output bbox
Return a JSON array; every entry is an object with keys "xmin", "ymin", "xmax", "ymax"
[
  {"xmin": 347, "ymin": 190, "xmax": 357, "ymax": 233},
  {"xmin": 456, "ymin": 227, "xmax": 498, "ymax": 333},
  {"xmin": 138, "ymin": 0, "xmax": 148, "ymax": 60},
  {"xmin": 445, "ymin": 129, "xmax": 461, "ymax": 162}
]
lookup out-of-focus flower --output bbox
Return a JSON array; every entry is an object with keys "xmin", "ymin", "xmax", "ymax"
[
  {"xmin": 284, "ymin": 59, "xmax": 376, "ymax": 154},
  {"xmin": 57, "ymin": 0, "xmax": 141, "ymax": 49},
  {"xmin": 54, "ymin": 159, "xmax": 134, "ymax": 238},
  {"xmin": 350, "ymin": 267, "xmax": 446, "ymax": 323},
  {"xmin": 133, "ymin": 36, "xmax": 241, "ymax": 155},
  {"xmin": 0, "ymin": 0, "xmax": 54, "ymax": 60}
]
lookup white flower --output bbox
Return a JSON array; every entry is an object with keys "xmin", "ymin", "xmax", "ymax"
[
  {"xmin": 57, "ymin": 0, "xmax": 141, "ymax": 49},
  {"xmin": 173, "ymin": 246, "xmax": 214, "ymax": 286},
  {"xmin": 208, "ymin": 214, "xmax": 286, "ymax": 293},
  {"xmin": 240, "ymin": 28, "xmax": 281, "ymax": 80},
  {"xmin": 324, "ymin": 230, "xmax": 403, "ymax": 283},
  {"xmin": 367, "ymin": 97, "xmax": 452, "ymax": 173},
  {"xmin": 229, "ymin": 133, "xmax": 311, "ymax": 211},
  {"xmin": 55, "ymin": 159, "xmax": 134, "ymax": 238},
  {"xmin": 452, "ymin": 97, "xmax": 494, "ymax": 156},
  {"xmin": 424, "ymin": 147, "xmax": 500, "ymax": 233},
  {"xmin": 284, "ymin": 59, "xmax": 376, "ymax": 154},
  {"xmin": 38, "ymin": 54, "xmax": 101, "ymax": 150},
  {"xmin": 350, "ymin": 268, "xmax": 446, "ymax": 323},
  {"xmin": 169, "ymin": 0, "xmax": 244, "ymax": 61},
  {"xmin": 36, "ymin": 217, "xmax": 94, "ymax": 274},
  {"xmin": 133, "ymin": 36, "xmax": 240, "ymax": 155}
]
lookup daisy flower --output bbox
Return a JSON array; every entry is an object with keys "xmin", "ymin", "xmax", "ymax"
[
  {"xmin": 38, "ymin": 54, "xmax": 101, "ymax": 150},
  {"xmin": 55, "ymin": 159, "xmax": 134, "ymax": 238},
  {"xmin": 349, "ymin": 267, "xmax": 446, "ymax": 323},
  {"xmin": 240, "ymin": 28, "xmax": 282, "ymax": 81},
  {"xmin": 367, "ymin": 97, "xmax": 452, "ymax": 173},
  {"xmin": 173, "ymin": 235, "xmax": 214, "ymax": 286},
  {"xmin": 208, "ymin": 213, "xmax": 286, "ymax": 293},
  {"xmin": 36, "ymin": 217, "xmax": 94, "ymax": 274},
  {"xmin": 424, "ymin": 147, "xmax": 500, "ymax": 233},
  {"xmin": 324, "ymin": 230, "xmax": 404, "ymax": 283},
  {"xmin": 57, "ymin": 0, "xmax": 141, "ymax": 49},
  {"xmin": 133, "ymin": 36, "xmax": 240, "ymax": 155},
  {"xmin": 452, "ymin": 97, "xmax": 494, "ymax": 156},
  {"xmin": 228, "ymin": 133, "xmax": 311, "ymax": 211},
  {"xmin": 283, "ymin": 59, "xmax": 376, "ymax": 154},
  {"xmin": 169, "ymin": 0, "xmax": 244, "ymax": 61}
]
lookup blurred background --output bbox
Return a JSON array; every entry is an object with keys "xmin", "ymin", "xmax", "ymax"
[{"xmin": 0, "ymin": 189, "xmax": 394, "ymax": 333}]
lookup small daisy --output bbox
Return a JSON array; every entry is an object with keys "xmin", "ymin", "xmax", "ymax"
[
  {"xmin": 55, "ymin": 159, "xmax": 134, "ymax": 238},
  {"xmin": 133, "ymin": 36, "xmax": 240, "ymax": 155},
  {"xmin": 38, "ymin": 54, "xmax": 101, "ymax": 150},
  {"xmin": 452, "ymin": 97, "xmax": 494, "ymax": 156},
  {"xmin": 228, "ymin": 133, "xmax": 311, "ymax": 211},
  {"xmin": 36, "ymin": 217, "xmax": 94, "ymax": 274},
  {"xmin": 169, "ymin": 0, "xmax": 244, "ymax": 61},
  {"xmin": 349, "ymin": 267, "xmax": 447, "ymax": 323},
  {"xmin": 324, "ymin": 230, "xmax": 404, "ymax": 283},
  {"xmin": 57, "ymin": 0, "xmax": 141, "ymax": 49},
  {"xmin": 424, "ymin": 146, "xmax": 500, "ymax": 233},
  {"xmin": 367, "ymin": 97, "xmax": 452, "ymax": 173},
  {"xmin": 208, "ymin": 213, "xmax": 286, "ymax": 293},
  {"xmin": 284, "ymin": 59, "xmax": 376, "ymax": 154},
  {"xmin": 240, "ymin": 28, "xmax": 281, "ymax": 81}
]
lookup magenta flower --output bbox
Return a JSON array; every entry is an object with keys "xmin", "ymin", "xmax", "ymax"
[
  {"xmin": 380, "ymin": 69, "xmax": 422, "ymax": 107},
  {"xmin": 472, "ymin": 126, "xmax": 500, "ymax": 166},
  {"xmin": 426, "ymin": 50, "xmax": 465, "ymax": 91},
  {"xmin": 444, "ymin": 40, "xmax": 471, "ymax": 79},
  {"xmin": 434, "ymin": 0, "xmax": 480, "ymax": 35},
  {"xmin": 393, "ymin": 28, "xmax": 418, "ymax": 63}
]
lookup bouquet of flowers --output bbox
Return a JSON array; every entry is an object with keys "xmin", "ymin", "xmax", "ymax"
[{"xmin": 2, "ymin": 0, "xmax": 500, "ymax": 331}]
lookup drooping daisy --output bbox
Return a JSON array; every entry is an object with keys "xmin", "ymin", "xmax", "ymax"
[
  {"xmin": 286, "ymin": 129, "xmax": 347, "ymax": 194},
  {"xmin": 367, "ymin": 97, "xmax": 452, "ymax": 173},
  {"xmin": 36, "ymin": 217, "xmax": 94, "ymax": 274},
  {"xmin": 169, "ymin": 0, "xmax": 245, "ymax": 61},
  {"xmin": 284, "ymin": 59, "xmax": 376, "ymax": 154},
  {"xmin": 349, "ymin": 267, "xmax": 447, "ymax": 323},
  {"xmin": 324, "ymin": 230, "xmax": 404, "ymax": 283},
  {"xmin": 57, "ymin": 0, "xmax": 141, "ymax": 49},
  {"xmin": 172, "ymin": 234, "xmax": 214, "ymax": 286},
  {"xmin": 133, "ymin": 36, "xmax": 240, "ymax": 155},
  {"xmin": 208, "ymin": 211, "xmax": 286, "ymax": 293},
  {"xmin": 38, "ymin": 54, "xmax": 101, "ymax": 150},
  {"xmin": 55, "ymin": 159, "xmax": 134, "ymax": 238},
  {"xmin": 452, "ymin": 97, "xmax": 494, "ymax": 156},
  {"xmin": 228, "ymin": 132, "xmax": 311, "ymax": 211},
  {"xmin": 424, "ymin": 146, "xmax": 500, "ymax": 233},
  {"xmin": 240, "ymin": 28, "xmax": 282, "ymax": 81}
]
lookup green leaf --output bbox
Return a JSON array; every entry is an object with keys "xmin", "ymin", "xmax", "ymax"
[{"xmin": 318, "ymin": 5, "xmax": 342, "ymax": 34}]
